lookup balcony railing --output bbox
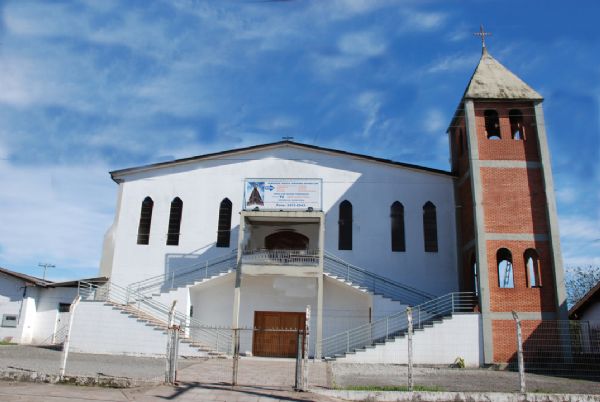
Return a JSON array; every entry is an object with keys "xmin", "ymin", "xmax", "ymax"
[{"xmin": 242, "ymin": 249, "xmax": 320, "ymax": 266}]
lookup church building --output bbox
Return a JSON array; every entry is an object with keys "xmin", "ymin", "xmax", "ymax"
[{"xmin": 89, "ymin": 43, "xmax": 566, "ymax": 365}]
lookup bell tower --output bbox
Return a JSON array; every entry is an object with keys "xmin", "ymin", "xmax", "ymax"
[{"xmin": 449, "ymin": 39, "xmax": 568, "ymax": 364}]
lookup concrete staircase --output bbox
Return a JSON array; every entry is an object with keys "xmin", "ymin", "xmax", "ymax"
[
  {"xmin": 105, "ymin": 301, "xmax": 228, "ymax": 358},
  {"xmin": 321, "ymin": 292, "xmax": 477, "ymax": 361}
]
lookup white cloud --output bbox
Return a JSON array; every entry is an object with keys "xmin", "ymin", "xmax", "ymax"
[
  {"xmin": 423, "ymin": 109, "xmax": 446, "ymax": 133},
  {"xmin": 338, "ymin": 31, "xmax": 386, "ymax": 58},
  {"xmin": 354, "ymin": 91, "xmax": 383, "ymax": 138},
  {"xmin": 426, "ymin": 53, "xmax": 477, "ymax": 74},
  {"xmin": 399, "ymin": 9, "xmax": 447, "ymax": 32},
  {"xmin": 0, "ymin": 159, "xmax": 115, "ymax": 274},
  {"xmin": 559, "ymin": 215, "xmax": 600, "ymax": 242}
]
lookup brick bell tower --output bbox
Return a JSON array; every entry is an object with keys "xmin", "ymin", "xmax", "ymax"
[{"xmin": 448, "ymin": 38, "xmax": 568, "ymax": 364}]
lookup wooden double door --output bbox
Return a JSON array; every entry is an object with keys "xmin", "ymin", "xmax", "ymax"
[{"xmin": 252, "ymin": 311, "xmax": 306, "ymax": 358}]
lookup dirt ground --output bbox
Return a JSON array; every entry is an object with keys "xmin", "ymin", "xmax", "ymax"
[{"xmin": 330, "ymin": 363, "xmax": 600, "ymax": 394}]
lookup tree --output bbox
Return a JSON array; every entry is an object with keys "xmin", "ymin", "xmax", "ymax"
[{"xmin": 565, "ymin": 265, "xmax": 600, "ymax": 307}]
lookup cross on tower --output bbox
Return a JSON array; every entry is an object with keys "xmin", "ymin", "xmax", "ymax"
[{"xmin": 474, "ymin": 24, "xmax": 492, "ymax": 49}]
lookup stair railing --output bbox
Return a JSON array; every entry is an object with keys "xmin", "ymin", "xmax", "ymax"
[
  {"xmin": 78, "ymin": 280, "xmax": 232, "ymax": 355},
  {"xmin": 323, "ymin": 251, "xmax": 435, "ymax": 305},
  {"xmin": 321, "ymin": 292, "xmax": 477, "ymax": 358},
  {"xmin": 125, "ymin": 250, "xmax": 238, "ymax": 297}
]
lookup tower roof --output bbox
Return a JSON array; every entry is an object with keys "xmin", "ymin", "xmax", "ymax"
[{"xmin": 463, "ymin": 49, "xmax": 543, "ymax": 100}]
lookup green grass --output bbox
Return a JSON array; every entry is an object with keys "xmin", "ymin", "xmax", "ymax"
[
  {"xmin": 0, "ymin": 340, "xmax": 16, "ymax": 345},
  {"xmin": 338, "ymin": 385, "xmax": 442, "ymax": 392}
]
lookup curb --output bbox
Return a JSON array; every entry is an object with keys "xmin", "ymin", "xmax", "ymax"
[
  {"xmin": 0, "ymin": 370, "xmax": 161, "ymax": 388},
  {"xmin": 311, "ymin": 389, "xmax": 600, "ymax": 402}
]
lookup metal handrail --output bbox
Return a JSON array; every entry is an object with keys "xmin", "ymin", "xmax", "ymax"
[
  {"xmin": 126, "ymin": 250, "xmax": 238, "ymax": 296},
  {"xmin": 242, "ymin": 248, "xmax": 320, "ymax": 265},
  {"xmin": 321, "ymin": 292, "xmax": 477, "ymax": 358},
  {"xmin": 323, "ymin": 251, "xmax": 434, "ymax": 305},
  {"xmin": 78, "ymin": 280, "xmax": 233, "ymax": 355}
]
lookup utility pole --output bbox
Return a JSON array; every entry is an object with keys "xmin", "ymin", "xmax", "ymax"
[{"xmin": 38, "ymin": 262, "xmax": 55, "ymax": 280}]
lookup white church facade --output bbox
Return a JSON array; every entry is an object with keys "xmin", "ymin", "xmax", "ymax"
[{"xmin": 99, "ymin": 143, "xmax": 465, "ymax": 359}]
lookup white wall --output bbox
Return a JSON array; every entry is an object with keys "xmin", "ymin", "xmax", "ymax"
[
  {"xmin": 31, "ymin": 287, "xmax": 78, "ymax": 344},
  {"xmin": 189, "ymin": 273, "xmax": 375, "ymax": 356},
  {"xmin": 340, "ymin": 313, "xmax": 483, "ymax": 367},
  {"xmin": 106, "ymin": 145, "xmax": 458, "ymax": 299},
  {"xmin": 70, "ymin": 301, "xmax": 207, "ymax": 357},
  {"xmin": 0, "ymin": 273, "xmax": 27, "ymax": 342}
]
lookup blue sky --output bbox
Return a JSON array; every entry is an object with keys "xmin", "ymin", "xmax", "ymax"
[{"xmin": 0, "ymin": 0, "xmax": 598, "ymax": 281}]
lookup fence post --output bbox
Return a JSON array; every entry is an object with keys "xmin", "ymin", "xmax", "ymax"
[
  {"xmin": 303, "ymin": 305, "xmax": 311, "ymax": 390},
  {"xmin": 406, "ymin": 306, "xmax": 413, "ymax": 392},
  {"xmin": 295, "ymin": 330, "xmax": 303, "ymax": 391},
  {"xmin": 171, "ymin": 271, "xmax": 175, "ymax": 289},
  {"xmin": 59, "ymin": 295, "xmax": 81, "ymax": 379},
  {"xmin": 512, "ymin": 311, "xmax": 526, "ymax": 393},
  {"xmin": 386, "ymin": 317, "xmax": 389, "ymax": 340},
  {"xmin": 232, "ymin": 328, "xmax": 240, "ymax": 386},
  {"xmin": 451, "ymin": 293, "xmax": 455, "ymax": 312},
  {"xmin": 165, "ymin": 301, "xmax": 178, "ymax": 385},
  {"xmin": 346, "ymin": 331, "xmax": 350, "ymax": 353}
]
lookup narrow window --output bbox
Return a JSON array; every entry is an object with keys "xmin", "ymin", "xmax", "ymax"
[
  {"xmin": 524, "ymin": 249, "xmax": 542, "ymax": 287},
  {"xmin": 338, "ymin": 200, "xmax": 352, "ymax": 250},
  {"xmin": 166, "ymin": 197, "xmax": 183, "ymax": 246},
  {"xmin": 497, "ymin": 248, "xmax": 514, "ymax": 288},
  {"xmin": 509, "ymin": 109, "xmax": 524, "ymax": 140},
  {"xmin": 136, "ymin": 197, "xmax": 153, "ymax": 245},
  {"xmin": 471, "ymin": 253, "xmax": 479, "ymax": 296},
  {"xmin": 458, "ymin": 129, "xmax": 464, "ymax": 156},
  {"xmin": 423, "ymin": 201, "xmax": 438, "ymax": 252},
  {"xmin": 390, "ymin": 201, "xmax": 405, "ymax": 252},
  {"xmin": 484, "ymin": 109, "xmax": 500, "ymax": 139},
  {"xmin": 216, "ymin": 198, "xmax": 232, "ymax": 248}
]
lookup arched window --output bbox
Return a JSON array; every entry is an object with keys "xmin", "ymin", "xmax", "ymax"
[
  {"xmin": 166, "ymin": 197, "xmax": 183, "ymax": 246},
  {"xmin": 484, "ymin": 109, "xmax": 500, "ymax": 139},
  {"xmin": 471, "ymin": 253, "xmax": 479, "ymax": 296},
  {"xmin": 423, "ymin": 201, "xmax": 438, "ymax": 252},
  {"xmin": 338, "ymin": 200, "xmax": 352, "ymax": 250},
  {"xmin": 497, "ymin": 248, "xmax": 514, "ymax": 288},
  {"xmin": 216, "ymin": 198, "xmax": 232, "ymax": 248},
  {"xmin": 509, "ymin": 109, "xmax": 524, "ymax": 140},
  {"xmin": 390, "ymin": 201, "xmax": 405, "ymax": 252},
  {"xmin": 136, "ymin": 197, "xmax": 154, "ymax": 245},
  {"xmin": 524, "ymin": 249, "xmax": 542, "ymax": 287}
]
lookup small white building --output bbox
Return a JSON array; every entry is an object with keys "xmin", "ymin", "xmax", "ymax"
[{"xmin": 0, "ymin": 266, "xmax": 106, "ymax": 345}]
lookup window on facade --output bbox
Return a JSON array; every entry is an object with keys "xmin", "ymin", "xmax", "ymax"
[
  {"xmin": 216, "ymin": 198, "xmax": 232, "ymax": 248},
  {"xmin": 524, "ymin": 249, "xmax": 542, "ymax": 287},
  {"xmin": 458, "ymin": 129, "xmax": 464, "ymax": 156},
  {"xmin": 58, "ymin": 303, "xmax": 71, "ymax": 313},
  {"xmin": 1, "ymin": 314, "xmax": 17, "ymax": 328},
  {"xmin": 471, "ymin": 253, "xmax": 479, "ymax": 296},
  {"xmin": 338, "ymin": 200, "xmax": 353, "ymax": 250},
  {"xmin": 166, "ymin": 197, "xmax": 183, "ymax": 246},
  {"xmin": 497, "ymin": 248, "xmax": 514, "ymax": 288},
  {"xmin": 390, "ymin": 201, "xmax": 405, "ymax": 252},
  {"xmin": 423, "ymin": 201, "xmax": 438, "ymax": 252},
  {"xmin": 484, "ymin": 109, "xmax": 501, "ymax": 139},
  {"xmin": 136, "ymin": 197, "xmax": 154, "ymax": 245},
  {"xmin": 509, "ymin": 109, "xmax": 524, "ymax": 140}
]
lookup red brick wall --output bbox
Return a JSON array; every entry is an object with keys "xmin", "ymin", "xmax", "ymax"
[
  {"xmin": 474, "ymin": 101, "xmax": 540, "ymax": 162},
  {"xmin": 492, "ymin": 319, "xmax": 546, "ymax": 362},
  {"xmin": 481, "ymin": 167, "xmax": 549, "ymax": 234},
  {"xmin": 486, "ymin": 240, "xmax": 556, "ymax": 313}
]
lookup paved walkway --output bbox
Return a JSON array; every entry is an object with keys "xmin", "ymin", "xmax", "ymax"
[{"xmin": 0, "ymin": 381, "xmax": 340, "ymax": 401}]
